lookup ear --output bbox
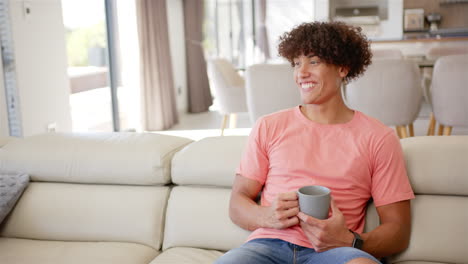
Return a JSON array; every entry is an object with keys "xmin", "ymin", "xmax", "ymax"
[{"xmin": 338, "ymin": 66, "xmax": 349, "ymax": 78}]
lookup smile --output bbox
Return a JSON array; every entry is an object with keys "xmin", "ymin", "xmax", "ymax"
[{"xmin": 301, "ymin": 82, "xmax": 317, "ymax": 90}]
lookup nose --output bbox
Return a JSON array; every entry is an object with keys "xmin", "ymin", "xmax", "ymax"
[{"xmin": 297, "ymin": 63, "xmax": 310, "ymax": 78}]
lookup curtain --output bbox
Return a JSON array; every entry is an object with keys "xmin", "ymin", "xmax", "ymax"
[
  {"xmin": 256, "ymin": 0, "xmax": 270, "ymax": 61},
  {"xmin": 136, "ymin": 0, "xmax": 178, "ymax": 130},
  {"xmin": 183, "ymin": 0, "xmax": 213, "ymax": 113},
  {"xmin": 236, "ymin": 0, "xmax": 245, "ymax": 67}
]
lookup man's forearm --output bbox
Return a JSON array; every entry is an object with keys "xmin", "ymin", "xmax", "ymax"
[
  {"xmin": 361, "ymin": 222, "xmax": 410, "ymax": 258},
  {"xmin": 360, "ymin": 201, "xmax": 412, "ymax": 258},
  {"xmin": 229, "ymin": 192, "xmax": 267, "ymax": 231}
]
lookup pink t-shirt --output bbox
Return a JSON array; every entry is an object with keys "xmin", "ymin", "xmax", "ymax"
[{"xmin": 236, "ymin": 106, "xmax": 415, "ymax": 249}]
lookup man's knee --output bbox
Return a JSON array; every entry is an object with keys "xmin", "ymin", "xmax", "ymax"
[{"xmin": 346, "ymin": 257, "xmax": 379, "ymax": 264}]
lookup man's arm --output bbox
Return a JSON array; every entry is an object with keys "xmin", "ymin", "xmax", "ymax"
[
  {"xmin": 360, "ymin": 200, "xmax": 411, "ymax": 257},
  {"xmin": 298, "ymin": 199, "xmax": 411, "ymax": 258},
  {"xmin": 229, "ymin": 174, "xmax": 300, "ymax": 231}
]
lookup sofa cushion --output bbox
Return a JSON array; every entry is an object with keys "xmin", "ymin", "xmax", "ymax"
[
  {"xmin": 0, "ymin": 237, "xmax": 158, "ymax": 264},
  {"xmin": 401, "ymin": 136, "xmax": 468, "ymax": 195},
  {"xmin": 389, "ymin": 195, "xmax": 468, "ymax": 263},
  {"xmin": 0, "ymin": 182, "xmax": 169, "ymax": 250},
  {"xmin": 0, "ymin": 137, "xmax": 17, "ymax": 148},
  {"xmin": 150, "ymin": 247, "xmax": 223, "ymax": 264},
  {"xmin": 171, "ymin": 136, "xmax": 248, "ymax": 187},
  {"xmin": 0, "ymin": 172, "xmax": 29, "ymax": 224},
  {"xmin": 163, "ymin": 186, "xmax": 250, "ymax": 251},
  {"xmin": 397, "ymin": 261, "xmax": 447, "ymax": 264},
  {"xmin": 0, "ymin": 133, "xmax": 192, "ymax": 185}
]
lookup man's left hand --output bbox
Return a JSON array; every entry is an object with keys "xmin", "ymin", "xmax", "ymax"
[{"xmin": 297, "ymin": 199, "xmax": 355, "ymax": 252}]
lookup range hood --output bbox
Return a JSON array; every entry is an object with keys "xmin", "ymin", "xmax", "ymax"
[{"xmin": 330, "ymin": 0, "xmax": 388, "ymax": 25}]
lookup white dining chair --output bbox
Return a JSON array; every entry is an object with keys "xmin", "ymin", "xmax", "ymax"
[
  {"xmin": 430, "ymin": 54, "xmax": 468, "ymax": 136},
  {"xmin": 344, "ymin": 59, "xmax": 423, "ymax": 138},
  {"xmin": 206, "ymin": 58, "xmax": 248, "ymax": 135},
  {"xmin": 424, "ymin": 46, "xmax": 468, "ymax": 135},
  {"xmin": 245, "ymin": 63, "xmax": 301, "ymax": 123}
]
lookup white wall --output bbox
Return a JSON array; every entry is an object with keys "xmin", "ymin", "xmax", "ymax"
[
  {"xmin": 377, "ymin": 0, "xmax": 403, "ymax": 40},
  {"xmin": 9, "ymin": 0, "xmax": 72, "ymax": 136},
  {"xmin": 167, "ymin": 0, "xmax": 188, "ymax": 113},
  {"xmin": 314, "ymin": 0, "xmax": 329, "ymax": 21},
  {"xmin": 266, "ymin": 0, "xmax": 315, "ymax": 62}
]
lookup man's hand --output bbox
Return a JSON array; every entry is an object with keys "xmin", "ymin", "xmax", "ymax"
[
  {"xmin": 297, "ymin": 199, "xmax": 354, "ymax": 252},
  {"xmin": 263, "ymin": 192, "xmax": 300, "ymax": 229}
]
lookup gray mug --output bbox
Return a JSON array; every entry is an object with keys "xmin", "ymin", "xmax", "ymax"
[{"xmin": 297, "ymin": 185, "xmax": 331, "ymax": 220}]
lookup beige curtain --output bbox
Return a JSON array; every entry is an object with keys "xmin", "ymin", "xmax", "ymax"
[
  {"xmin": 136, "ymin": 0, "xmax": 178, "ymax": 130},
  {"xmin": 184, "ymin": 0, "xmax": 213, "ymax": 113},
  {"xmin": 256, "ymin": 0, "xmax": 270, "ymax": 61}
]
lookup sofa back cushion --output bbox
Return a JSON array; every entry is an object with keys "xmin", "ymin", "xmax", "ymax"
[
  {"xmin": 163, "ymin": 186, "xmax": 250, "ymax": 251},
  {"xmin": 389, "ymin": 136, "xmax": 468, "ymax": 263},
  {"xmin": 0, "ymin": 133, "xmax": 192, "ymax": 185},
  {"xmin": 172, "ymin": 136, "xmax": 248, "ymax": 187},
  {"xmin": 401, "ymin": 136, "xmax": 468, "ymax": 196},
  {"xmin": 0, "ymin": 182, "xmax": 169, "ymax": 250}
]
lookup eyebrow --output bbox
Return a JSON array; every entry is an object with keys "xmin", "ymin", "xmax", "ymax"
[{"xmin": 293, "ymin": 54, "xmax": 318, "ymax": 61}]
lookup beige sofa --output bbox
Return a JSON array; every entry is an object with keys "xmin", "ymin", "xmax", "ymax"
[{"xmin": 0, "ymin": 133, "xmax": 466, "ymax": 264}]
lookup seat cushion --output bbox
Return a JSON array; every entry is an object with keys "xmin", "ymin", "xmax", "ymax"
[
  {"xmin": 0, "ymin": 237, "xmax": 158, "ymax": 264},
  {"xmin": 393, "ymin": 262, "xmax": 446, "ymax": 264},
  {"xmin": 163, "ymin": 186, "xmax": 250, "ymax": 251},
  {"xmin": 0, "ymin": 183, "xmax": 169, "ymax": 250},
  {"xmin": 150, "ymin": 247, "xmax": 223, "ymax": 264}
]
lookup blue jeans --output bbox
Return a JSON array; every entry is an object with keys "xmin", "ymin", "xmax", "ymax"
[{"xmin": 214, "ymin": 238, "xmax": 382, "ymax": 264}]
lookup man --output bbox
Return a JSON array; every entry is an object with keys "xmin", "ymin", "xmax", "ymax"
[{"xmin": 215, "ymin": 21, "xmax": 414, "ymax": 264}]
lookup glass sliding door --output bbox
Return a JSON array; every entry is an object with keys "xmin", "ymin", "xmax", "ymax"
[
  {"xmin": 204, "ymin": 0, "xmax": 254, "ymax": 69},
  {"xmin": 62, "ymin": 0, "xmax": 141, "ymax": 132},
  {"xmin": 113, "ymin": 0, "xmax": 141, "ymax": 132},
  {"xmin": 62, "ymin": 0, "xmax": 113, "ymax": 132}
]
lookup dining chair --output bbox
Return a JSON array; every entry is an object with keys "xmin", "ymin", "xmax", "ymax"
[
  {"xmin": 424, "ymin": 47, "xmax": 468, "ymax": 135},
  {"xmin": 206, "ymin": 58, "xmax": 248, "ymax": 135},
  {"xmin": 430, "ymin": 54, "xmax": 468, "ymax": 136},
  {"xmin": 344, "ymin": 59, "xmax": 423, "ymax": 138},
  {"xmin": 245, "ymin": 63, "xmax": 301, "ymax": 123}
]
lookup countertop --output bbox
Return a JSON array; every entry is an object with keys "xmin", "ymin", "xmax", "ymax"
[{"xmin": 372, "ymin": 36, "xmax": 468, "ymax": 44}]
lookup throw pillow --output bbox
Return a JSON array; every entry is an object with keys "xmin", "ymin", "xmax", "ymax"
[{"xmin": 0, "ymin": 172, "xmax": 29, "ymax": 224}]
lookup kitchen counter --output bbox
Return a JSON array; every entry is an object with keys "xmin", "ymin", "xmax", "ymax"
[{"xmin": 372, "ymin": 36, "xmax": 468, "ymax": 44}]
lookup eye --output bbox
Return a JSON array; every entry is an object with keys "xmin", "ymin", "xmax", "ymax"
[
  {"xmin": 310, "ymin": 60, "xmax": 319, "ymax": 65},
  {"xmin": 293, "ymin": 61, "xmax": 300, "ymax": 67}
]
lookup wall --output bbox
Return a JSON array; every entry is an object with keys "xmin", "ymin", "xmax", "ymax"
[
  {"xmin": 167, "ymin": 0, "xmax": 188, "ymax": 113},
  {"xmin": 314, "ymin": 0, "xmax": 329, "ymax": 21},
  {"xmin": 9, "ymin": 0, "xmax": 72, "ymax": 136},
  {"xmin": 378, "ymin": 0, "xmax": 403, "ymax": 40}
]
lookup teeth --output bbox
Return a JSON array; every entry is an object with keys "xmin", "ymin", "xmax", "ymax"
[{"xmin": 301, "ymin": 83, "xmax": 315, "ymax": 89}]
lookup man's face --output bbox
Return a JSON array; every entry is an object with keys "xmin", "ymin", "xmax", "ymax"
[{"xmin": 293, "ymin": 54, "xmax": 348, "ymax": 105}]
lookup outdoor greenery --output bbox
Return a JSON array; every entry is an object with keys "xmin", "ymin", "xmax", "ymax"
[{"xmin": 65, "ymin": 21, "xmax": 107, "ymax": 66}]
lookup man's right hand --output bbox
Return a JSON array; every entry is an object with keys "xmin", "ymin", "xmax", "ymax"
[{"xmin": 263, "ymin": 192, "xmax": 300, "ymax": 229}]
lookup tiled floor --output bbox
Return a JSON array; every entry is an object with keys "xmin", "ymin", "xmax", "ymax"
[{"xmin": 157, "ymin": 101, "xmax": 468, "ymax": 140}]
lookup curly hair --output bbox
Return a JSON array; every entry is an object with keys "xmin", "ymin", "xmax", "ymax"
[{"xmin": 278, "ymin": 21, "xmax": 372, "ymax": 82}]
